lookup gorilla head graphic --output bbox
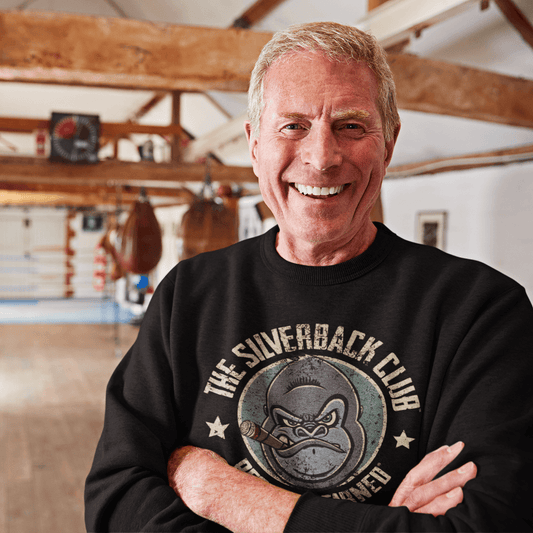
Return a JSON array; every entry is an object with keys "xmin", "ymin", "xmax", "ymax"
[{"xmin": 260, "ymin": 356, "xmax": 366, "ymax": 489}]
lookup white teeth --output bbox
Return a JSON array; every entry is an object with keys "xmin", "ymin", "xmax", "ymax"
[{"xmin": 295, "ymin": 183, "xmax": 344, "ymax": 197}]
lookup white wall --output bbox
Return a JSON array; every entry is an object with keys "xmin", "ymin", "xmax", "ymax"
[
  {"xmin": 0, "ymin": 207, "xmax": 67, "ymax": 299},
  {"xmin": 154, "ymin": 204, "xmax": 189, "ymax": 287},
  {"xmin": 381, "ymin": 161, "xmax": 533, "ymax": 301}
]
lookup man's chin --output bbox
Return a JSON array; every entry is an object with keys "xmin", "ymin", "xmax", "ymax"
[{"xmin": 279, "ymin": 226, "xmax": 355, "ymax": 251}]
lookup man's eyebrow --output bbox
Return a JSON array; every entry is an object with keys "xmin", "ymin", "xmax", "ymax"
[
  {"xmin": 278, "ymin": 110, "xmax": 371, "ymax": 121},
  {"xmin": 280, "ymin": 112, "xmax": 308, "ymax": 120},
  {"xmin": 332, "ymin": 109, "xmax": 371, "ymax": 120}
]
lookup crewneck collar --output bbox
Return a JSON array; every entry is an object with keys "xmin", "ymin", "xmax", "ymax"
[{"xmin": 260, "ymin": 222, "xmax": 396, "ymax": 286}]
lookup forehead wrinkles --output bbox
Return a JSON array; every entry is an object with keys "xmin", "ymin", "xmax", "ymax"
[{"xmin": 261, "ymin": 53, "xmax": 380, "ymax": 129}]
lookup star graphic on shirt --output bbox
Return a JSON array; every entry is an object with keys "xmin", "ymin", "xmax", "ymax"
[
  {"xmin": 206, "ymin": 416, "xmax": 229, "ymax": 439},
  {"xmin": 394, "ymin": 430, "xmax": 415, "ymax": 449}
]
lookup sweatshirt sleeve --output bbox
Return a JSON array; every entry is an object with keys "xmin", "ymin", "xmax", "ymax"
[
  {"xmin": 84, "ymin": 274, "xmax": 229, "ymax": 532},
  {"xmin": 285, "ymin": 286, "xmax": 533, "ymax": 532}
]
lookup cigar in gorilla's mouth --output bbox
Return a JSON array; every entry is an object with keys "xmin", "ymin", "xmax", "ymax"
[{"xmin": 240, "ymin": 420, "xmax": 288, "ymax": 450}]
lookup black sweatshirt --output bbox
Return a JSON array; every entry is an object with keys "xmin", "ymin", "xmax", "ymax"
[{"xmin": 85, "ymin": 223, "xmax": 533, "ymax": 532}]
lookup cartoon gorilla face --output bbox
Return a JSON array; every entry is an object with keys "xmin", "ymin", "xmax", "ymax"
[{"xmin": 262, "ymin": 356, "xmax": 365, "ymax": 489}]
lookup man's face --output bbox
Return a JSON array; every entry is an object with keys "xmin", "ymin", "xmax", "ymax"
[{"xmin": 246, "ymin": 51, "xmax": 398, "ymax": 257}]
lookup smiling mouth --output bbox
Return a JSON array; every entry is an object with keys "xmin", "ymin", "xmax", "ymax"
[{"xmin": 293, "ymin": 183, "xmax": 347, "ymax": 198}]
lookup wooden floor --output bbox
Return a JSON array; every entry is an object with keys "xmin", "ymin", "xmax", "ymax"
[{"xmin": 0, "ymin": 323, "xmax": 140, "ymax": 533}]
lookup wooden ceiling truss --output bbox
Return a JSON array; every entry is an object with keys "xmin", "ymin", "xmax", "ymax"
[
  {"xmin": 494, "ymin": 0, "xmax": 533, "ymax": 49},
  {"xmin": 232, "ymin": 0, "xmax": 288, "ymax": 28},
  {"xmin": 387, "ymin": 143, "xmax": 533, "ymax": 179}
]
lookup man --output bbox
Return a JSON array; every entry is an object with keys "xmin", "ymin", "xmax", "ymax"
[{"xmin": 85, "ymin": 23, "xmax": 533, "ymax": 532}]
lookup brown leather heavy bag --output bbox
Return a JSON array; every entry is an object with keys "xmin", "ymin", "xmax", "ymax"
[
  {"xmin": 179, "ymin": 197, "xmax": 238, "ymax": 260},
  {"xmin": 117, "ymin": 199, "xmax": 162, "ymax": 274}
]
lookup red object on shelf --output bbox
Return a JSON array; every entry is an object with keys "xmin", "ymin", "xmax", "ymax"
[{"xmin": 36, "ymin": 129, "xmax": 46, "ymax": 156}]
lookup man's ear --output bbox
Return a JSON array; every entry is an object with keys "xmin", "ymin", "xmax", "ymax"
[
  {"xmin": 245, "ymin": 121, "xmax": 260, "ymax": 178},
  {"xmin": 244, "ymin": 121, "xmax": 254, "ymax": 144},
  {"xmin": 384, "ymin": 123, "xmax": 401, "ymax": 168}
]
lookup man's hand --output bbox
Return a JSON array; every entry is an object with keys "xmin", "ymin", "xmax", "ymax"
[{"xmin": 389, "ymin": 441, "xmax": 477, "ymax": 516}]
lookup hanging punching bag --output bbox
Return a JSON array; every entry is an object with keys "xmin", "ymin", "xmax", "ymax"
[
  {"xmin": 116, "ymin": 191, "xmax": 163, "ymax": 274},
  {"xmin": 179, "ymin": 185, "xmax": 238, "ymax": 260}
]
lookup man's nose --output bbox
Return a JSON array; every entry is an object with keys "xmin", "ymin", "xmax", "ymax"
[{"xmin": 300, "ymin": 125, "xmax": 342, "ymax": 171}]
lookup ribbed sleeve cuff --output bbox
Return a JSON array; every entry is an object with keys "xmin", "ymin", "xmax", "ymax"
[{"xmin": 284, "ymin": 492, "xmax": 370, "ymax": 533}]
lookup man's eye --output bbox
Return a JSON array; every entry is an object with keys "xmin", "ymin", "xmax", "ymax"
[
  {"xmin": 343, "ymin": 123, "xmax": 363, "ymax": 130},
  {"xmin": 284, "ymin": 124, "xmax": 301, "ymax": 130}
]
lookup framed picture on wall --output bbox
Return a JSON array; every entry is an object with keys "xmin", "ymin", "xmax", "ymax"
[{"xmin": 417, "ymin": 211, "xmax": 447, "ymax": 250}]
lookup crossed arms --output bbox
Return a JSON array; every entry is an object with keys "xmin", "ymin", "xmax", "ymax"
[{"xmin": 168, "ymin": 441, "xmax": 477, "ymax": 533}]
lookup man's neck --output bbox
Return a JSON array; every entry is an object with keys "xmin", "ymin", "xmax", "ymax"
[{"xmin": 275, "ymin": 222, "xmax": 378, "ymax": 266}]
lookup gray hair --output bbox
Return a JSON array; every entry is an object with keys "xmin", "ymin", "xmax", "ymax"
[{"xmin": 247, "ymin": 22, "xmax": 400, "ymax": 142}]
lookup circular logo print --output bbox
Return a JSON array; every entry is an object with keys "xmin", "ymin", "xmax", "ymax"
[{"xmin": 238, "ymin": 354, "xmax": 387, "ymax": 490}]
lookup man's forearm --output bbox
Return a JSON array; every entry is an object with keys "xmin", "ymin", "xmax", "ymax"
[{"xmin": 168, "ymin": 446, "xmax": 300, "ymax": 533}]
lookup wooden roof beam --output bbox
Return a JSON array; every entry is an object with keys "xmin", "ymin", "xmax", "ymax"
[
  {"xmin": 368, "ymin": 0, "xmax": 393, "ymax": 10},
  {"xmin": 0, "ymin": 180, "xmax": 196, "ymax": 208},
  {"xmin": 0, "ymin": 189, "xmax": 110, "ymax": 207},
  {"xmin": 389, "ymin": 53, "xmax": 533, "ymax": 129},
  {"xmin": 182, "ymin": 112, "xmax": 248, "ymax": 163},
  {"xmin": 0, "ymin": 180, "xmax": 196, "ymax": 200},
  {"xmin": 170, "ymin": 91, "xmax": 183, "ymax": 163},
  {"xmin": 127, "ymin": 91, "xmax": 168, "ymax": 123},
  {"xmin": 0, "ymin": 10, "xmax": 272, "ymax": 92},
  {"xmin": 0, "ymin": 156, "xmax": 257, "ymax": 185},
  {"xmin": 104, "ymin": 0, "xmax": 129, "ymax": 19},
  {"xmin": 0, "ymin": 116, "xmax": 182, "ymax": 137},
  {"xmin": 386, "ymin": 143, "xmax": 533, "ymax": 178},
  {"xmin": 0, "ymin": 189, "xmax": 189, "ymax": 207},
  {"xmin": 494, "ymin": 0, "xmax": 533, "ymax": 50},
  {"xmin": 232, "ymin": 0, "xmax": 288, "ymax": 28},
  {"xmin": 357, "ymin": 0, "xmax": 480, "ymax": 49}
]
